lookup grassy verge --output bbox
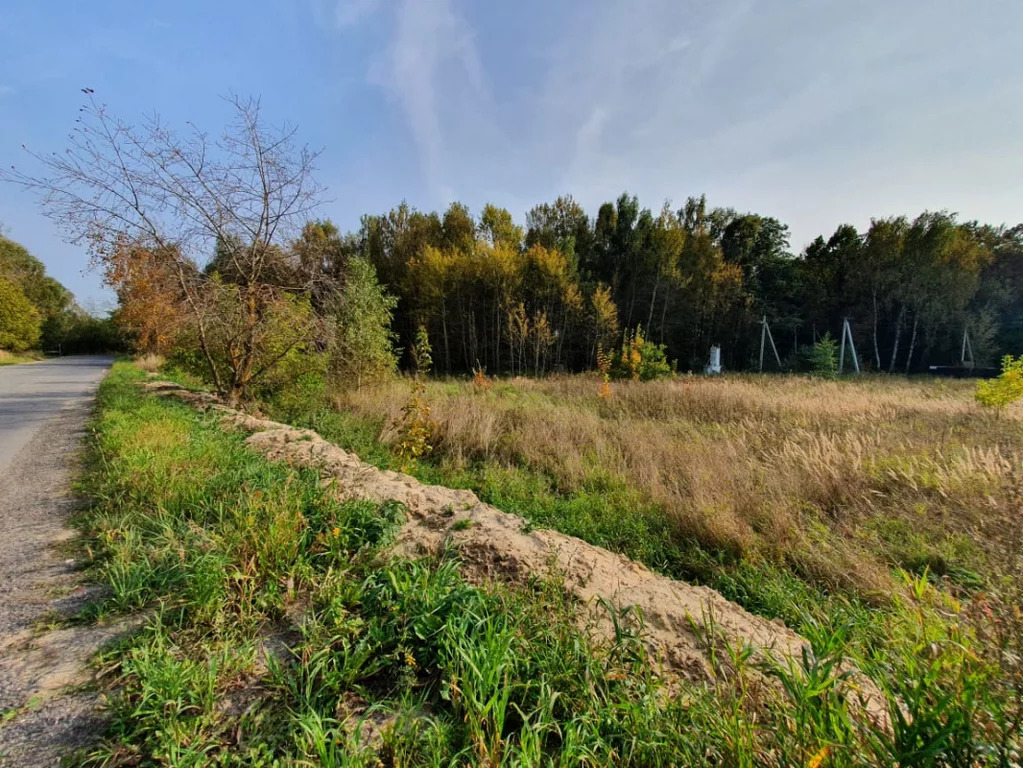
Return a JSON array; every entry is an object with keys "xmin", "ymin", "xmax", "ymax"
[
  {"xmin": 0, "ymin": 349, "xmax": 46, "ymax": 365},
  {"xmin": 76, "ymin": 363, "xmax": 1022, "ymax": 765}
]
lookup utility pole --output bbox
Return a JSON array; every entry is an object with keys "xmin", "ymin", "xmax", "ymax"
[
  {"xmin": 839, "ymin": 318, "xmax": 860, "ymax": 374},
  {"xmin": 760, "ymin": 315, "xmax": 766, "ymax": 372},
  {"xmin": 961, "ymin": 326, "xmax": 975, "ymax": 369},
  {"xmin": 759, "ymin": 315, "xmax": 783, "ymax": 372}
]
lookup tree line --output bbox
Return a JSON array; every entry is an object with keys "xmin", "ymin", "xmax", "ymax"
[
  {"xmin": 346, "ymin": 194, "xmax": 1022, "ymax": 376},
  {"xmin": 0, "ymin": 232, "xmax": 123, "ymax": 354},
  {"xmin": 4, "ymin": 97, "xmax": 1020, "ymax": 398}
]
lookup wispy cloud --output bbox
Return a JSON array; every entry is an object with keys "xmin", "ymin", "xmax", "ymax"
[
  {"xmin": 333, "ymin": 0, "xmax": 383, "ymax": 28},
  {"xmin": 323, "ymin": 0, "xmax": 1023, "ymax": 240},
  {"xmin": 367, "ymin": 0, "xmax": 489, "ymax": 202}
]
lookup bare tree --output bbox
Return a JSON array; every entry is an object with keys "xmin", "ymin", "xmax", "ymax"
[{"xmin": 2, "ymin": 92, "xmax": 325, "ymax": 404}]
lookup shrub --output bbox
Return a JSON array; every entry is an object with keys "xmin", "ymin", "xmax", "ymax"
[
  {"xmin": 471, "ymin": 363, "xmax": 493, "ymax": 392},
  {"xmin": 411, "ymin": 324, "xmax": 433, "ymax": 377},
  {"xmin": 975, "ymin": 355, "xmax": 1023, "ymax": 412},
  {"xmin": 393, "ymin": 379, "xmax": 435, "ymax": 472},
  {"xmin": 596, "ymin": 343, "xmax": 613, "ymax": 398},
  {"xmin": 611, "ymin": 325, "xmax": 673, "ymax": 381},
  {"xmin": 169, "ymin": 290, "xmax": 327, "ymax": 404},
  {"xmin": 0, "ymin": 277, "xmax": 41, "ymax": 351},
  {"xmin": 134, "ymin": 354, "xmax": 165, "ymax": 373},
  {"xmin": 797, "ymin": 333, "xmax": 838, "ymax": 378},
  {"xmin": 265, "ymin": 371, "xmax": 328, "ymax": 422}
]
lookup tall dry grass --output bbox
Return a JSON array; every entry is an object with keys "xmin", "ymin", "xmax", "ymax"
[
  {"xmin": 133, "ymin": 353, "xmax": 166, "ymax": 373},
  {"xmin": 333, "ymin": 373, "xmax": 1022, "ymax": 598}
]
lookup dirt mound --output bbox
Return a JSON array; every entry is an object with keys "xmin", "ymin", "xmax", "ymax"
[{"xmin": 145, "ymin": 381, "xmax": 885, "ymax": 716}]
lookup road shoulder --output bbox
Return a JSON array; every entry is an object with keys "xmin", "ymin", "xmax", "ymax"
[{"xmin": 0, "ymin": 387, "xmax": 133, "ymax": 767}]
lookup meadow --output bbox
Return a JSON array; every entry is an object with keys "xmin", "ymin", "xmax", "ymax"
[
  {"xmin": 73, "ymin": 364, "xmax": 1023, "ymax": 765},
  {"xmin": 287, "ymin": 373, "xmax": 1022, "ymax": 608}
]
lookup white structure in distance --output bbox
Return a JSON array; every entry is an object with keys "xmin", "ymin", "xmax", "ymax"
[{"xmin": 705, "ymin": 345, "xmax": 722, "ymax": 375}]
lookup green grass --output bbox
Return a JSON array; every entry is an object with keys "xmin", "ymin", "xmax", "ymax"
[
  {"xmin": 71, "ymin": 363, "xmax": 1023, "ymax": 765},
  {"xmin": 0, "ymin": 350, "xmax": 45, "ymax": 365},
  {"xmin": 278, "ymin": 397, "xmax": 855, "ymax": 635}
]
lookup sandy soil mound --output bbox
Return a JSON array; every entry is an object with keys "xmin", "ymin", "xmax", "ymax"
[{"xmin": 146, "ymin": 381, "xmax": 885, "ymax": 716}]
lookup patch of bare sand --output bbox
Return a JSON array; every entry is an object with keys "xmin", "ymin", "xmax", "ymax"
[{"xmin": 145, "ymin": 380, "xmax": 887, "ymax": 723}]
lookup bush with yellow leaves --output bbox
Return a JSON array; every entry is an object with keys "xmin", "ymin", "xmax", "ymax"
[
  {"xmin": 975, "ymin": 355, "xmax": 1023, "ymax": 414},
  {"xmin": 610, "ymin": 325, "xmax": 673, "ymax": 382}
]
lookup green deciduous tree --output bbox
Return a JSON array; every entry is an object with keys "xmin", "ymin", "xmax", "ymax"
[
  {"xmin": 0, "ymin": 236, "xmax": 72, "ymax": 320},
  {"xmin": 0, "ymin": 235, "xmax": 74, "ymax": 349},
  {"xmin": 329, "ymin": 256, "xmax": 398, "ymax": 389},
  {"xmin": 0, "ymin": 278, "xmax": 41, "ymax": 351},
  {"xmin": 478, "ymin": 203, "xmax": 523, "ymax": 251},
  {"xmin": 525, "ymin": 195, "xmax": 591, "ymax": 273}
]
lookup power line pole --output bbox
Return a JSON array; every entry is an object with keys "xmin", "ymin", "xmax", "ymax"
[
  {"xmin": 759, "ymin": 315, "xmax": 783, "ymax": 372},
  {"xmin": 760, "ymin": 315, "xmax": 766, "ymax": 372},
  {"xmin": 961, "ymin": 326, "xmax": 975, "ymax": 369},
  {"xmin": 839, "ymin": 318, "xmax": 860, "ymax": 374}
]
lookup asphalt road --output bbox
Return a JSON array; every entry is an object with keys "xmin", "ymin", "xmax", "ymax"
[
  {"xmin": 0, "ymin": 356, "xmax": 113, "ymax": 472},
  {"xmin": 0, "ymin": 355, "xmax": 115, "ymax": 766}
]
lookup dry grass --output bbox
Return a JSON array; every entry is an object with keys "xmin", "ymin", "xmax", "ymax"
[
  {"xmin": 133, "ymin": 353, "xmax": 166, "ymax": 373},
  {"xmin": 333, "ymin": 373, "xmax": 1022, "ymax": 599},
  {"xmin": 0, "ymin": 349, "xmax": 44, "ymax": 365}
]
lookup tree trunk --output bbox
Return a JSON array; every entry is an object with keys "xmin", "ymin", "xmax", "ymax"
[
  {"xmin": 459, "ymin": 300, "xmax": 470, "ymax": 371},
  {"xmin": 904, "ymin": 313, "xmax": 919, "ymax": 374},
  {"xmin": 888, "ymin": 304, "xmax": 905, "ymax": 372},
  {"xmin": 557, "ymin": 318, "xmax": 567, "ymax": 368},
  {"xmin": 468, "ymin": 310, "xmax": 478, "ymax": 370},
  {"xmin": 494, "ymin": 305, "xmax": 501, "ymax": 374},
  {"xmin": 872, "ymin": 288, "xmax": 881, "ymax": 370},
  {"xmin": 232, "ymin": 285, "xmax": 259, "ymax": 404},
  {"xmin": 647, "ymin": 273, "xmax": 660, "ymax": 331},
  {"xmin": 659, "ymin": 293, "xmax": 670, "ymax": 343},
  {"xmin": 175, "ymin": 264, "xmax": 222, "ymax": 396},
  {"xmin": 441, "ymin": 303, "xmax": 451, "ymax": 374}
]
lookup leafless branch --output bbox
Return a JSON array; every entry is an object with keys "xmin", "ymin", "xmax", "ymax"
[{"xmin": 1, "ymin": 94, "xmax": 327, "ymax": 402}]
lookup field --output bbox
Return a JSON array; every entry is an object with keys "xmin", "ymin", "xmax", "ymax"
[
  {"xmin": 73, "ymin": 364, "xmax": 1023, "ymax": 765},
  {"xmin": 290, "ymin": 373, "xmax": 1022, "ymax": 608}
]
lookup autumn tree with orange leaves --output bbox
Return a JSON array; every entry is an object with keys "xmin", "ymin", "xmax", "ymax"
[{"xmin": 105, "ymin": 242, "xmax": 184, "ymax": 354}]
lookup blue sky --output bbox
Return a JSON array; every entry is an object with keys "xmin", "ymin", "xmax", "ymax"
[{"xmin": 1, "ymin": 0, "xmax": 1021, "ymax": 309}]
